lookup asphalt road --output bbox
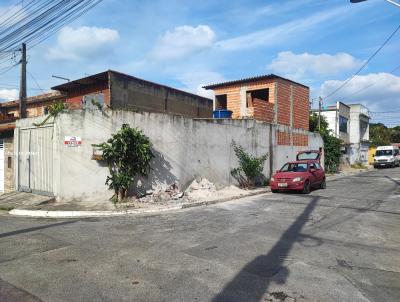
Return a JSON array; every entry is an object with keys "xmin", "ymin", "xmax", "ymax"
[{"xmin": 0, "ymin": 168, "xmax": 399, "ymax": 302}]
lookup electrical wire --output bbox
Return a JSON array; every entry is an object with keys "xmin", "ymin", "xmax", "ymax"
[
  {"xmin": 335, "ymin": 63, "xmax": 400, "ymax": 103},
  {"xmin": 323, "ymin": 23, "xmax": 400, "ymax": 100},
  {"xmin": 0, "ymin": 0, "xmax": 103, "ymax": 64}
]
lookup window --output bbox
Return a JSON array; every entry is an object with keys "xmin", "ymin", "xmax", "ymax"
[
  {"xmin": 215, "ymin": 94, "xmax": 227, "ymax": 110},
  {"xmin": 246, "ymin": 88, "xmax": 269, "ymax": 108},
  {"xmin": 339, "ymin": 115, "xmax": 348, "ymax": 133},
  {"xmin": 280, "ymin": 163, "xmax": 308, "ymax": 172},
  {"xmin": 314, "ymin": 162, "xmax": 321, "ymax": 170},
  {"xmin": 376, "ymin": 150, "xmax": 392, "ymax": 156},
  {"xmin": 83, "ymin": 93, "xmax": 104, "ymax": 110}
]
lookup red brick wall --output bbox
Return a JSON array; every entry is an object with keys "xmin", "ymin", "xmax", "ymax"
[
  {"xmin": 65, "ymin": 82, "xmax": 110, "ymax": 108},
  {"xmin": 277, "ymin": 130, "xmax": 291, "ymax": 145},
  {"xmin": 293, "ymin": 133, "xmax": 309, "ymax": 146},
  {"xmin": 277, "ymin": 81, "xmax": 291, "ymax": 126},
  {"xmin": 212, "ymin": 78, "xmax": 309, "ymax": 135},
  {"xmin": 213, "ymin": 80, "xmax": 275, "ymax": 120},
  {"xmin": 253, "ymin": 98, "xmax": 274, "ymax": 123},
  {"xmin": 293, "ymin": 85, "xmax": 309, "ymax": 130}
]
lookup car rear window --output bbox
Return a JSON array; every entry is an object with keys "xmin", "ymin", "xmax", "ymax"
[
  {"xmin": 280, "ymin": 163, "xmax": 308, "ymax": 172},
  {"xmin": 297, "ymin": 151, "xmax": 320, "ymax": 160}
]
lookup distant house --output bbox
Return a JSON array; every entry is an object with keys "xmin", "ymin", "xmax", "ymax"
[
  {"xmin": 204, "ymin": 74, "xmax": 310, "ymax": 146},
  {"xmin": 315, "ymin": 101, "xmax": 370, "ymax": 165},
  {"xmin": 52, "ymin": 70, "xmax": 213, "ymax": 118}
]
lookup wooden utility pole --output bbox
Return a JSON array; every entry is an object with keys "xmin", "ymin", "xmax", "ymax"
[
  {"xmin": 19, "ymin": 43, "xmax": 27, "ymax": 119},
  {"xmin": 318, "ymin": 96, "xmax": 322, "ymax": 131}
]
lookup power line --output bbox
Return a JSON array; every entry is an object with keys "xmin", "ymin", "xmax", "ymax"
[
  {"xmin": 27, "ymin": 70, "xmax": 45, "ymax": 92},
  {"xmin": 334, "ymin": 63, "xmax": 400, "ymax": 103},
  {"xmin": 0, "ymin": 0, "xmax": 104, "ymax": 67},
  {"xmin": 324, "ymin": 23, "xmax": 400, "ymax": 100}
]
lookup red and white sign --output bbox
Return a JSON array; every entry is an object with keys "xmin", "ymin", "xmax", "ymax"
[{"xmin": 64, "ymin": 136, "xmax": 82, "ymax": 147}]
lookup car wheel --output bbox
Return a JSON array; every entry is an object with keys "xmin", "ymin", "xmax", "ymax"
[
  {"xmin": 320, "ymin": 178, "xmax": 326, "ymax": 189},
  {"xmin": 302, "ymin": 180, "xmax": 311, "ymax": 194},
  {"xmin": 271, "ymin": 189, "xmax": 278, "ymax": 193}
]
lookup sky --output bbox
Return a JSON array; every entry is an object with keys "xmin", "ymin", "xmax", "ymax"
[{"xmin": 0, "ymin": 0, "xmax": 399, "ymax": 126}]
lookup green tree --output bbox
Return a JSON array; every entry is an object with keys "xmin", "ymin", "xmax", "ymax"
[
  {"xmin": 231, "ymin": 141, "xmax": 268, "ymax": 187},
  {"xmin": 309, "ymin": 113, "xmax": 329, "ymax": 133},
  {"xmin": 94, "ymin": 126, "xmax": 154, "ymax": 201},
  {"xmin": 369, "ymin": 123, "xmax": 391, "ymax": 147},
  {"xmin": 390, "ymin": 126, "xmax": 400, "ymax": 144},
  {"xmin": 309, "ymin": 114, "xmax": 341, "ymax": 173}
]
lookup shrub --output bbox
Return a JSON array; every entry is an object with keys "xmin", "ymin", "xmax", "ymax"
[
  {"xmin": 94, "ymin": 126, "xmax": 154, "ymax": 202},
  {"xmin": 231, "ymin": 141, "xmax": 268, "ymax": 187}
]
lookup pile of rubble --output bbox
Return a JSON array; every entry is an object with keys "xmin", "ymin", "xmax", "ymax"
[
  {"xmin": 137, "ymin": 178, "xmax": 218, "ymax": 203},
  {"xmin": 138, "ymin": 182, "xmax": 184, "ymax": 203},
  {"xmin": 184, "ymin": 178, "xmax": 216, "ymax": 201}
]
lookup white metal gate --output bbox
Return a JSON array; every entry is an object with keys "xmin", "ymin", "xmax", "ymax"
[
  {"xmin": 18, "ymin": 125, "xmax": 54, "ymax": 195},
  {"xmin": 0, "ymin": 140, "xmax": 4, "ymax": 193}
]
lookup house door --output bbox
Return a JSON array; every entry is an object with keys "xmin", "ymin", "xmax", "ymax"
[
  {"xmin": 0, "ymin": 140, "xmax": 4, "ymax": 193},
  {"xmin": 18, "ymin": 125, "xmax": 54, "ymax": 196}
]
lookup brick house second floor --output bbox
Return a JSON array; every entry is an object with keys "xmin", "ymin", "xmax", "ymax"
[
  {"xmin": 203, "ymin": 74, "xmax": 310, "ymax": 131},
  {"xmin": 0, "ymin": 91, "xmax": 65, "ymax": 136}
]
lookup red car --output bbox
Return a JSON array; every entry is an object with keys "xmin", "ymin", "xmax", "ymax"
[{"xmin": 269, "ymin": 150, "xmax": 326, "ymax": 194}]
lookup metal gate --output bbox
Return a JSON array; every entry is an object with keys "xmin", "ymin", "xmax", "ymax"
[{"xmin": 18, "ymin": 125, "xmax": 54, "ymax": 195}]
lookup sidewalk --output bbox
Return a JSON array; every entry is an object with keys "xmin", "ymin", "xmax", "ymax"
[
  {"xmin": 7, "ymin": 187, "xmax": 270, "ymax": 218},
  {"xmin": 4, "ymin": 167, "xmax": 373, "ymax": 218}
]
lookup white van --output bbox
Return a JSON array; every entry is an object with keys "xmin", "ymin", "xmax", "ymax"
[{"xmin": 373, "ymin": 146, "xmax": 400, "ymax": 168}]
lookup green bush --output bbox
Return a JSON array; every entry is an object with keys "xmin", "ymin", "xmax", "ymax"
[
  {"xmin": 94, "ymin": 126, "xmax": 154, "ymax": 201},
  {"xmin": 231, "ymin": 141, "xmax": 268, "ymax": 187}
]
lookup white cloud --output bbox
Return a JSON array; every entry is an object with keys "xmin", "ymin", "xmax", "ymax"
[
  {"xmin": 47, "ymin": 26, "xmax": 119, "ymax": 61},
  {"xmin": 268, "ymin": 51, "xmax": 363, "ymax": 80},
  {"xmin": 150, "ymin": 25, "xmax": 216, "ymax": 60},
  {"xmin": 320, "ymin": 73, "xmax": 400, "ymax": 113},
  {"xmin": 216, "ymin": 6, "xmax": 349, "ymax": 51},
  {"xmin": 176, "ymin": 71, "xmax": 225, "ymax": 99},
  {"xmin": 0, "ymin": 88, "xmax": 18, "ymax": 102}
]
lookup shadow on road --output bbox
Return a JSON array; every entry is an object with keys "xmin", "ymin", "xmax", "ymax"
[
  {"xmin": 0, "ymin": 220, "xmax": 77, "ymax": 239},
  {"xmin": 211, "ymin": 196, "xmax": 319, "ymax": 302}
]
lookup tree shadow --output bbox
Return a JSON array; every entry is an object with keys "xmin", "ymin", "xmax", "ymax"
[
  {"xmin": 0, "ymin": 220, "xmax": 77, "ymax": 239},
  {"xmin": 211, "ymin": 196, "xmax": 319, "ymax": 302},
  {"xmin": 129, "ymin": 149, "xmax": 178, "ymax": 196}
]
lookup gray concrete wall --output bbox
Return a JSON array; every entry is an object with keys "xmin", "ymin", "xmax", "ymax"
[
  {"xmin": 15, "ymin": 110, "xmax": 323, "ymax": 202},
  {"xmin": 109, "ymin": 71, "xmax": 213, "ymax": 118}
]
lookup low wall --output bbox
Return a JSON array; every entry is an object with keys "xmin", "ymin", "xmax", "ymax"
[{"xmin": 15, "ymin": 110, "xmax": 323, "ymax": 201}]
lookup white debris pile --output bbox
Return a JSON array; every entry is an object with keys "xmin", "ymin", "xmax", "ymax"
[
  {"xmin": 185, "ymin": 178, "xmax": 217, "ymax": 201},
  {"xmin": 139, "ymin": 182, "xmax": 184, "ymax": 203}
]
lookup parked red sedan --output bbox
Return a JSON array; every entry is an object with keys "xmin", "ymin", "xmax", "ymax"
[{"xmin": 269, "ymin": 151, "xmax": 326, "ymax": 194}]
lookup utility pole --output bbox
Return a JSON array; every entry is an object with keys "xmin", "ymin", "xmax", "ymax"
[
  {"xmin": 318, "ymin": 96, "xmax": 322, "ymax": 131},
  {"xmin": 19, "ymin": 43, "xmax": 27, "ymax": 119}
]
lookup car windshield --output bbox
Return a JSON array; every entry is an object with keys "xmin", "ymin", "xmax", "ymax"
[
  {"xmin": 376, "ymin": 150, "xmax": 392, "ymax": 156},
  {"xmin": 280, "ymin": 163, "xmax": 308, "ymax": 172}
]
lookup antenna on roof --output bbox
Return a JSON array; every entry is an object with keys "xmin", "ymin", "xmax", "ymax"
[{"xmin": 52, "ymin": 75, "xmax": 70, "ymax": 82}]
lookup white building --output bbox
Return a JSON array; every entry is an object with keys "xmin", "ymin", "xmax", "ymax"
[{"xmin": 316, "ymin": 102, "xmax": 370, "ymax": 165}]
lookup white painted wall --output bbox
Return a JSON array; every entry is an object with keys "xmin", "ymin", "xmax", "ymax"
[{"xmin": 16, "ymin": 110, "xmax": 323, "ymax": 202}]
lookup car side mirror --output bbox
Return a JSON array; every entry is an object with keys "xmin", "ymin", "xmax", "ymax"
[{"xmin": 310, "ymin": 168, "xmax": 316, "ymax": 173}]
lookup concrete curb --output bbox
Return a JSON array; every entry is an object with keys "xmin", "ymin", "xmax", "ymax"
[{"xmin": 8, "ymin": 188, "xmax": 270, "ymax": 218}]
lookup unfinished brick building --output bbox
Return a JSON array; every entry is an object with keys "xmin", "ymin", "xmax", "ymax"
[{"xmin": 203, "ymin": 75, "xmax": 310, "ymax": 146}]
